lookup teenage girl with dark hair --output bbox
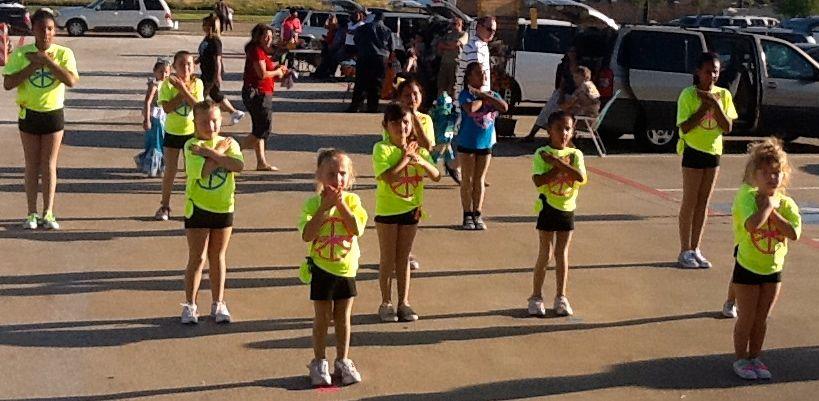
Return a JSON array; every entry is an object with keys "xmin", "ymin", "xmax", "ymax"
[{"xmin": 3, "ymin": 8, "xmax": 78, "ymax": 230}]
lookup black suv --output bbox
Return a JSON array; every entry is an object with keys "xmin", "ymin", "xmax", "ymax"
[{"xmin": 0, "ymin": 0, "xmax": 30, "ymax": 35}]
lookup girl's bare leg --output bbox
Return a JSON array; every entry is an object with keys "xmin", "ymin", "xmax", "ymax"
[
  {"xmin": 206, "ymin": 227, "xmax": 232, "ymax": 303},
  {"xmin": 185, "ymin": 229, "xmax": 210, "ymax": 304},
  {"xmin": 531, "ymin": 230, "xmax": 555, "ymax": 299},
  {"xmin": 749, "ymin": 283, "xmax": 781, "ymax": 359},
  {"xmin": 554, "ymin": 230, "xmax": 574, "ymax": 297},
  {"xmin": 39, "ymin": 130, "xmax": 63, "ymax": 214},
  {"xmin": 395, "ymin": 224, "xmax": 418, "ymax": 306},
  {"xmin": 19, "ymin": 132, "xmax": 42, "ymax": 214},
  {"xmin": 313, "ymin": 300, "xmax": 332, "ymax": 359},
  {"xmin": 333, "ymin": 298, "xmax": 354, "ymax": 360},
  {"xmin": 376, "ymin": 222, "xmax": 398, "ymax": 304}
]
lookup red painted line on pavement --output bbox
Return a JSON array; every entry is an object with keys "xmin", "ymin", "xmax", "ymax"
[{"xmin": 587, "ymin": 166, "xmax": 730, "ymax": 217}]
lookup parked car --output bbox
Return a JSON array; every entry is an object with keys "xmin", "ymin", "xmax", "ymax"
[
  {"xmin": 796, "ymin": 43, "xmax": 819, "ymax": 62},
  {"xmin": 505, "ymin": 0, "xmax": 618, "ymax": 106},
  {"xmin": 55, "ymin": 0, "xmax": 178, "ymax": 38},
  {"xmin": 0, "ymin": 0, "xmax": 30, "ymax": 35},
  {"xmin": 676, "ymin": 14, "xmax": 715, "ymax": 28},
  {"xmin": 599, "ymin": 26, "xmax": 819, "ymax": 151},
  {"xmin": 712, "ymin": 15, "xmax": 779, "ymax": 28},
  {"xmin": 781, "ymin": 16, "xmax": 819, "ymax": 42},
  {"xmin": 738, "ymin": 27, "xmax": 816, "ymax": 44}
]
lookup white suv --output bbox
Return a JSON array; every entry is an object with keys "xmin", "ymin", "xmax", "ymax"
[{"xmin": 56, "ymin": 0, "xmax": 178, "ymax": 38}]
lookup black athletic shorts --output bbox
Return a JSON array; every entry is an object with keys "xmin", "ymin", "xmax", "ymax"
[
  {"xmin": 457, "ymin": 145, "xmax": 493, "ymax": 156},
  {"xmin": 308, "ymin": 258, "xmax": 357, "ymax": 301},
  {"xmin": 242, "ymin": 87, "xmax": 273, "ymax": 139},
  {"xmin": 19, "ymin": 108, "xmax": 64, "ymax": 135},
  {"xmin": 682, "ymin": 145, "xmax": 720, "ymax": 169},
  {"xmin": 163, "ymin": 133, "xmax": 194, "ymax": 150},
  {"xmin": 204, "ymin": 82, "xmax": 226, "ymax": 103},
  {"xmin": 536, "ymin": 194, "xmax": 575, "ymax": 232},
  {"xmin": 374, "ymin": 208, "xmax": 420, "ymax": 225},
  {"xmin": 184, "ymin": 204, "xmax": 234, "ymax": 229},
  {"xmin": 732, "ymin": 260, "xmax": 782, "ymax": 284}
]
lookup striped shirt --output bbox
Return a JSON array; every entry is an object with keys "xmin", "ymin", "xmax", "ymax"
[{"xmin": 454, "ymin": 37, "xmax": 490, "ymax": 96}]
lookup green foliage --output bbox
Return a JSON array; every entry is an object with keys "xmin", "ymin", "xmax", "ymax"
[{"xmin": 775, "ymin": 0, "xmax": 819, "ymax": 17}]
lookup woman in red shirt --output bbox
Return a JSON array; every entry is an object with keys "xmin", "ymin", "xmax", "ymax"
[{"xmin": 241, "ymin": 23, "xmax": 287, "ymax": 170}]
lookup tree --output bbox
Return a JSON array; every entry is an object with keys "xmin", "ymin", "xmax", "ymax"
[{"xmin": 775, "ymin": 0, "xmax": 819, "ymax": 17}]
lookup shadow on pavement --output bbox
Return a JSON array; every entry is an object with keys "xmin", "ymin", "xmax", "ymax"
[
  {"xmin": 247, "ymin": 311, "xmax": 721, "ymax": 350},
  {"xmin": 356, "ymin": 346, "xmax": 819, "ymax": 401},
  {"xmin": 0, "ymin": 263, "xmax": 675, "ymax": 297},
  {"xmin": 801, "ymin": 164, "xmax": 818, "ymax": 177}
]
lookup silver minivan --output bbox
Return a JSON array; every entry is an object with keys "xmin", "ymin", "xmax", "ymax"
[{"xmin": 56, "ymin": 0, "xmax": 178, "ymax": 38}]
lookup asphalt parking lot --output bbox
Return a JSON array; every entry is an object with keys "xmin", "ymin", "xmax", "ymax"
[{"xmin": 1, "ymin": 34, "xmax": 818, "ymax": 401}]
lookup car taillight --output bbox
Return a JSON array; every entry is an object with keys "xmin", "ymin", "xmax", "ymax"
[{"xmin": 165, "ymin": 12, "xmax": 172, "ymax": 20}]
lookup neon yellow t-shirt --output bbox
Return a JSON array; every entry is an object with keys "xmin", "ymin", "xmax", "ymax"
[
  {"xmin": 184, "ymin": 135, "xmax": 243, "ymax": 217},
  {"xmin": 532, "ymin": 145, "xmax": 587, "ymax": 212},
  {"xmin": 297, "ymin": 192, "xmax": 368, "ymax": 278},
  {"xmin": 676, "ymin": 85, "xmax": 738, "ymax": 156},
  {"xmin": 381, "ymin": 112, "xmax": 436, "ymax": 147},
  {"xmin": 372, "ymin": 139, "xmax": 433, "ymax": 217},
  {"xmin": 2, "ymin": 44, "xmax": 78, "ymax": 113},
  {"xmin": 158, "ymin": 77, "xmax": 204, "ymax": 135},
  {"xmin": 732, "ymin": 183, "xmax": 801, "ymax": 275}
]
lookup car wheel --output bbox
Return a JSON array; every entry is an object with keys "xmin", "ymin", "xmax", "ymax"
[
  {"xmin": 137, "ymin": 20, "xmax": 157, "ymax": 38},
  {"xmin": 66, "ymin": 19, "xmax": 86, "ymax": 37},
  {"xmin": 634, "ymin": 114, "xmax": 678, "ymax": 153}
]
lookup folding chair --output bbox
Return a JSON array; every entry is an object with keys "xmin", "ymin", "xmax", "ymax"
[{"xmin": 573, "ymin": 89, "xmax": 621, "ymax": 157}]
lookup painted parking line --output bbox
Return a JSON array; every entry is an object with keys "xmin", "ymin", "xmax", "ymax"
[{"xmin": 657, "ymin": 187, "xmax": 819, "ymax": 192}]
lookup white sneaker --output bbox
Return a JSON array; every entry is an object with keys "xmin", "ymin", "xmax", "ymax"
[
  {"xmin": 231, "ymin": 110, "xmax": 246, "ymax": 125},
  {"xmin": 22, "ymin": 213, "xmax": 39, "ymax": 229},
  {"xmin": 378, "ymin": 303, "xmax": 398, "ymax": 322},
  {"xmin": 41, "ymin": 212, "xmax": 60, "ymax": 230},
  {"xmin": 308, "ymin": 359, "xmax": 332, "ymax": 387},
  {"xmin": 733, "ymin": 359, "xmax": 758, "ymax": 380},
  {"xmin": 554, "ymin": 295, "xmax": 574, "ymax": 316},
  {"xmin": 693, "ymin": 249, "xmax": 713, "ymax": 268},
  {"xmin": 211, "ymin": 301, "xmax": 231, "ymax": 323},
  {"xmin": 677, "ymin": 250, "xmax": 700, "ymax": 269},
  {"xmin": 180, "ymin": 303, "xmax": 198, "ymax": 324},
  {"xmin": 408, "ymin": 256, "xmax": 420, "ymax": 271},
  {"xmin": 334, "ymin": 358, "xmax": 362, "ymax": 385},
  {"xmin": 528, "ymin": 297, "xmax": 546, "ymax": 317},
  {"xmin": 154, "ymin": 206, "xmax": 170, "ymax": 221},
  {"xmin": 750, "ymin": 358, "xmax": 772, "ymax": 379},
  {"xmin": 722, "ymin": 300, "xmax": 737, "ymax": 318}
]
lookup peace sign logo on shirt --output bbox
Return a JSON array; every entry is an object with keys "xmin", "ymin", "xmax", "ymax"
[
  {"xmin": 196, "ymin": 167, "xmax": 228, "ymax": 190},
  {"xmin": 547, "ymin": 156, "xmax": 575, "ymax": 197},
  {"xmin": 175, "ymin": 102, "xmax": 192, "ymax": 117},
  {"xmin": 311, "ymin": 217, "xmax": 354, "ymax": 262},
  {"xmin": 699, "ymin": 93, "xmax": 721, "ymax": 130},
  {"xmin": 750, "ymin": 216, "xmax": 785, "ymax": 255},
  {"xmin": 28, "ymin": 68, "xmax": 55, "ymax": 89},
  {"xmin": 389, "ymin": 163, "xmax": 423, "ymax": 198}
]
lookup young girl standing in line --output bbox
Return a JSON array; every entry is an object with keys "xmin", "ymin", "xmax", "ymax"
[
  {"xmin": 198, "ymin": 14, "xmax": 244, "ymax": 125},
  {"xmin": 528, "ymin": 111, "xmax": 587, "ymax": 317},
  {"xmin": 676, "ymin": 52, "xmax": 738, "ymax": 268},
  {"xmin": 136, "ymin": 59, "xmax": 170, "ymax": 178},
  {"xmin": 730, "ymin": 138, "xmax": 800, "ymax": 380},
  {"xmin": 298, "ymin": 149, "xmax": 366, "ymax": 387},
  {"xmin": 373, "ymin": 104, "xmax": 440, "ymax": 322},
  {"xmin": 155, "ymin": 51, "xmax": 205, "ymax": 221},
  {"xmin": 457, "ymin": 62, "xmax": 508, "ymax": 230},
  {"xmin": 180, "ymin": 100, "xmax": 244, "ymax": 324}
]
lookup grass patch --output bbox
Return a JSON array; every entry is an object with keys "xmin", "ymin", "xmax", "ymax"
[{"xmin": 29, "ymin": 0, "xmax": 388, "ymax": 15}]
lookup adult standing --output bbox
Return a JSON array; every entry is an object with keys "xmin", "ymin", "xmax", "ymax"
[
  {"xmin": 281, "ymin": 8, "xmax": 303, "ymax": 43},
  {"xmin": 676, "ymin": 52, "xmax": 737, "ymax": 268},
  {"xmin": 2, "ymin": 9, "xmax": 78, "ymax": 230},
  {"xmin": 241, "ymin": 23, "xmax": 287, "ymax": 171},
  {"xmin": 214, "ymin": 0, "xmax": 231, "ymax": 32},
  {"xmin": 454, "ymin": 16, "xmax": 495, "ymax": 97},
  {"xmin": 346, "ymin": 11, "xmax": 393, "ymax": 113},
  {"xmin": 436, "ymin": 17, "xmax": 468, "ymax": 97},
  {"xmin": 198, "ymin": 14, "xmax": 244, "ymax": 125}
]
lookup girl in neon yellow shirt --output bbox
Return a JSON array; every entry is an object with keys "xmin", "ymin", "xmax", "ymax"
[
  {"xmin": 528, "ymin": 111, "xmax": 587, "ymax": 317},
  {"xmin": 155, "ymin": 51, "xmax": 205, "ymax": 221},
  {"xmin": 676, "ymin": 52, "xmax": 738, "ymax": 269},
  {"xmin": 298, "ymin": 149, "xmax": 366, "ymax": 387},
  {"xmin": 2, "ymin": 9, "xmax": 79, "ymax": 230},
  {"xmin": 373, "ymin": 104, "xmax": 441, "ymax": 323},
  {"xmin": 179, "ymin": 100, "xmax": 244, "ymax": 324},
  {"xmin": 729, "ymin": 138, "xmax": 800, "ymax": 380}
]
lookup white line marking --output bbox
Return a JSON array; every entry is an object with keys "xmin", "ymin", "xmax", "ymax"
[{"xmin": 657, "ymin": 187, "xmax": 819, "ymax": 192}]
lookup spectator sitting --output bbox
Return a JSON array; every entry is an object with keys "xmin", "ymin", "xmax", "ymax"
[{"xmin": 560, "ymin": 66, "xmax": 600, "ymax": 118}]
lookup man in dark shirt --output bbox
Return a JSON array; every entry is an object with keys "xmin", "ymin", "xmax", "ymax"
[{"xmin": 347, "ymin": 11, "xmax": 394, "ymax": 113}]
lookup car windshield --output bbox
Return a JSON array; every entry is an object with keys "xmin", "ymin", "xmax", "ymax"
[{"xmin": 87, "ymin": 0, "xmax": 103, "ymax": 8}]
